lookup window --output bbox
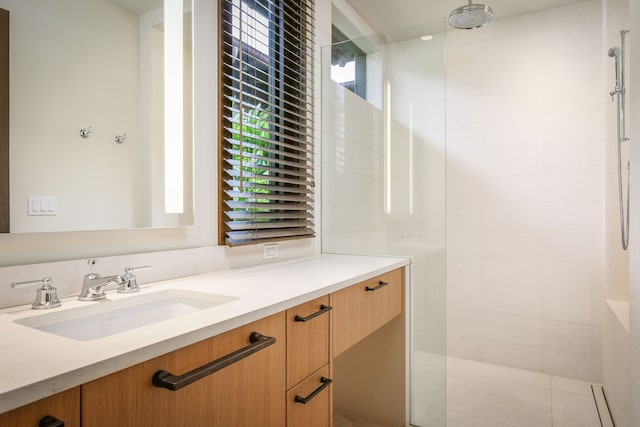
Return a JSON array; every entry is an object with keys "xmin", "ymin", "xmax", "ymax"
[
  {"xmin": 219, "ymin": 0, "xmax": 315, "ymax": 246},
  {"xmin": 331, "ymin": 25, "xmax": 366, "ymax": 99}
]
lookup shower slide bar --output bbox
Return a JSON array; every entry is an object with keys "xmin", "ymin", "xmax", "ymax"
[{"xmin": 609, "ymin": 29, "xmax": 631, "ymax": 250}]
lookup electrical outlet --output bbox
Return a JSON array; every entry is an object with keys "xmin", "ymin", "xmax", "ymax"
[{"xmin": 263, "ymin": 244, "xmax": 278, "ymax": 260}]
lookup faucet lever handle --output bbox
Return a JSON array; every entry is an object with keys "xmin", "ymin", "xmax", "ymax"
[
  {"xmin": 11, "ymin": 277, "xmax": 53, "ymax": 289},
  {"xmin": 124, "ymin": 265, "xmax": 152, "ymax": 275},
  {"xmin": 10, "ymin": 278, "xmax": 61, "ymax": 309},
  {"xmin": 119, "ymin": 265, "xmax": 151, "ymax": 294}
]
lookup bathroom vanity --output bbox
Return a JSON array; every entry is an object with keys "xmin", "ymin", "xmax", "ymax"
[{"xmin": 0, "ymin": 254, "xmax": 408, "ymax": 426}]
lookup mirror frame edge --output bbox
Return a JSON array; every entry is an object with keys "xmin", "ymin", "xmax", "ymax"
[{"xmin": 0, "ymin": 7, "xmax": 8, "ymax": 234}]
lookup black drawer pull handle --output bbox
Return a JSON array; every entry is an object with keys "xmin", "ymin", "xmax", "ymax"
[
  {"xmin": 294, "ymin": 377, "xmax": 333, "ymax": 404},
  {"xmin": 294, "ymin": 305, "xmax": 333, "ymax": 322},
  {"xmin": 366, "ymin": 281, "xmax": 389, "ymax": 292},
  {"xmin": 152, "ymin": 332, "xmax": 275, "ymax": 391},
  {"xmin": 39, "ymin": 416, "xmax": 64, "ymax": 427}
]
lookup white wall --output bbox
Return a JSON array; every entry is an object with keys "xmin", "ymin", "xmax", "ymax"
[
  {"xmin": 629, "ymin": 0, "xmax": 640, "ymax": 422},
  {"xmin": 321, "ymin": 75, "xmax": 385, "ymax": 249},
  {"xmin": 604, "ymin": 0, "xmax": 631, "ymax": 300},
  {"xmin": 602, "ymin": 0, "xmax": 640, "ymax": 424},
  {"xmin": 446, "ymin": 0, "xmax": 605, "ymax": 382}
]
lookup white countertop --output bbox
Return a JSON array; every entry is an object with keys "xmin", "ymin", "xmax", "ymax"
[{"xmin": 0, "ymin": 253, "xmax": 408, "ymax": 413}]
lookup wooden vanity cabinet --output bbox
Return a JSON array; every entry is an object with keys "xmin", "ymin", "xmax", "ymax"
[
  {"xmin": 0, "ymin": 387, "xmax": 80, "ymax": 427},
  {"xmin": 286, "ymin": 296, "xmax": 333, "ymax": 426},
  {"xmin": 331, "ymin": 268, "xmax": 404, "ymax": 357},
  {"xmin": 2, "ymin": 266, "xmax": 406, "ymax": 427},
  {"xmin": 81, "ymin": 312, "xmax": 286, "ymax": 427}
]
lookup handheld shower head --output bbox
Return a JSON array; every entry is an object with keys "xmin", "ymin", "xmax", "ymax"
[{"xmin": 609, "ymin": 46, "xmax": 622, "ymax": 91}]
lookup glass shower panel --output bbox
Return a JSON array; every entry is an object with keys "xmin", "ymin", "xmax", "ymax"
[{"xmin": 321, "ymin": 28, "xmax": 446, "ymax": 427}]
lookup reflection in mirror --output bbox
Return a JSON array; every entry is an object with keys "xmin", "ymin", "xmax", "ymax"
[{"xmin": 1, "ymin": 0, "xmax": 193, "ymax": 233}]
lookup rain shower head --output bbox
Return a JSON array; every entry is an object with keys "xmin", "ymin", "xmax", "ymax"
[{"xmin": 449, "ymin": 0, "xmax": 493, "ymax": 30}]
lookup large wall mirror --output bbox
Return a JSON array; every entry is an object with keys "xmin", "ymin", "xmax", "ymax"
[{"xmin": 0, "ymin": 0, "xmax": 193, "ymax": 234}]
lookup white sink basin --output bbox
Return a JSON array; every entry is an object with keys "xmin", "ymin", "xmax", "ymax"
[{"xmin": 15, "ymin": 289, "xmax": 238, "ymax": 341}]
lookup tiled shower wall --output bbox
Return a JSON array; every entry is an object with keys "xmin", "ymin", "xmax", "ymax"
[
  {"xmin": 601, "ymin": 0, "xmax": 640, "ymax": 424},
  {"xmin": 446, "ymin": 0, "xmax": 605, "ymax": 382}
]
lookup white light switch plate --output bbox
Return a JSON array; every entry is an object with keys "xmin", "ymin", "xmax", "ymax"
[{"xmin": 28, "ymin": 196, "xmax": 57, "ymax": 216}]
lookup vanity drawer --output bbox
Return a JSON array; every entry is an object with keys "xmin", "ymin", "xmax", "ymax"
[
  {"xmin": 287, "ymin": 364, "xmax": 332, "ymax": 427},
  {"xmin": 332, "ymin": 268, "xmax": 404, "ymax": 357},
  {"xmin": 81, "ymin": 312, "xmax": 286, "ymax": 427},
  {"xmin": 286, "ymin": 295, "xmax": 331, "ymax": 389}
]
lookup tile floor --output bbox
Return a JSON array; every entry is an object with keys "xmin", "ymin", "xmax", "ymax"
[{"xmin": 417, "ymin": 356, "xmax": 603, "ymax": 427}]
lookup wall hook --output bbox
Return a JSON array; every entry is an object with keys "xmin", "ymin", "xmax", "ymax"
[
  {"xmin": 80, "ymin": 126, "xmax": 93, "ymax": 139},
  {"xmin": 115, "ymin": 132, "xmax": 127, "ymax": 144}
]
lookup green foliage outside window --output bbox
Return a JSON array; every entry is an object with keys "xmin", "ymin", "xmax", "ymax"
[{"xmin": 231, "ymin": 105, "xmax": 271, "ymax": 207}]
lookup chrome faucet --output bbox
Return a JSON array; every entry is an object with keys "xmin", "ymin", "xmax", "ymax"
[
  {"xmin": 78, "ymin": 273, "xmax": 126, "ymax": 301},
  {"xmin": 78, "ymin": 259, "xmax": 151, "ymax": 301}
]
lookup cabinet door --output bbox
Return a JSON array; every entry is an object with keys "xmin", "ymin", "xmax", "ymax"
[
  {"xmin": 332, "ymin": 268, "xmax": 404, "ymax": 357},
  {"xmin": 287, "ymin": 365, "xmax": 332, "ymax": 427},
  {"xmin": 286, "ymin": 295, "xmax": 330, "ymax": 389},
  {"xmin": 0, "ymin": 387, "xmax": 80, "ymax": 427},
  {"xmin": 81, "ymin": 312, "xmax": 286, "ymax": 427}
]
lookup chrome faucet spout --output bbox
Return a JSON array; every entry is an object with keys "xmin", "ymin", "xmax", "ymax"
[
  {"xmin": 78, "ymin": 259, "xmax": 149, "ymax": 301},
  {"xmin": 78, "ymin": 273, "xmax": 125, "ymax": 301}
]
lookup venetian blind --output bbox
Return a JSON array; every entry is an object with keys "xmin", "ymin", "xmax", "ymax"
[{"xmin": 219, "ymin": 0, "xmax": 315, "ymax": 246}]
